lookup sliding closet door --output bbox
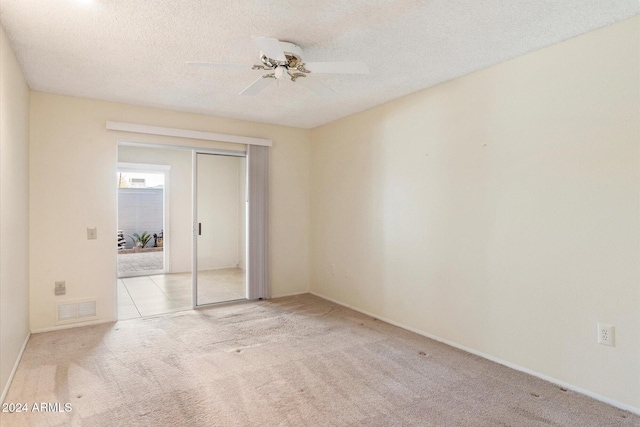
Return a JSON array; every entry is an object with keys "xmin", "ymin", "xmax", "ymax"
[
  {"xmin": 192, "ymin": 146, "xmax": 268, "ymax": 306},
  {"xmin": 194, "ymin": 153, "xmax": 247, "ymax": 305}
]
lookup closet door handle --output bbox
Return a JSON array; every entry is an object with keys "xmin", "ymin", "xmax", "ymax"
[{"xmin": 198, "ymin": 223, "xmax": 202, "ymax": 236}]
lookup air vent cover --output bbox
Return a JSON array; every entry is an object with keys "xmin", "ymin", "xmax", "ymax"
[
  {"xmin": 56, "ymin": 299, "xmax": 98, "ymax": 324},
  {"xmin": 58, "ymin": 304, "xmax": 77, "ymax": 321},
  {"xmin": 78, "ymin": 301, "xmax": 97, "ymax": 318}
]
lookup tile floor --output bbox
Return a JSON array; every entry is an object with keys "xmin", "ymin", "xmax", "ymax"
[{"xmin": 118, "ymin": 268, "xmax": 246, "ymax": 320}]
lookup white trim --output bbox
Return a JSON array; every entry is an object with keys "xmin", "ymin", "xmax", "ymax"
[
  {"xmin": 270, "ymin": 291, "xmax": 308, "ymax": 299},
  {"xmin": 309, "ymin": 291, "xmax": 640, "ymax": 416},
  {"xmin": 30, "ymin": 319, "xmax": 113, "ymax": 334},
  {"xmin": 107, "ymin": 121, "xmax": 272, "ymax": 147},
  {"xmin": 119, "ymin": 140, "xmax": 246, "ymax": 156},
  {"xmin": 117, "ymin": 162, "xmax": 171, "ymax": 171},
  {"xmin": 1, "ymin": 333, "xmax": 30, "ymax": 404}
]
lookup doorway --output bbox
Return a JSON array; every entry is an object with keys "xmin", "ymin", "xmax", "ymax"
[
  {"xmin": 117, "ymin": 160, "xmax": 179, "ymax": 319},
  {"xmin": 116, "ymin": 142, "xmax": 261, "ymax": 320},
  {"xmin": 117, "ymin": 164, "xmax": 168, "ymax": 277}
]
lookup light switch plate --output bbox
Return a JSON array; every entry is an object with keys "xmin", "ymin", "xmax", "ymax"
[
  {"xmin": 55, "ymin": 281, "xmax": 66, "ymax": 296},
  {"xmin": 87, "ymin": 227, "xmax": 97, "ymax": 240}
]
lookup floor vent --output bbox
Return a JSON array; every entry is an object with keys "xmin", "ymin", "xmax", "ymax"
[{"xmin": 56, "ymin": 299, "xmax": 98, "ymax": 324}]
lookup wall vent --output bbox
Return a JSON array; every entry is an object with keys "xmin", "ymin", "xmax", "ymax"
[{"xmin": 56, "ymin": 299, "xmax": 98, "ymax": 324}]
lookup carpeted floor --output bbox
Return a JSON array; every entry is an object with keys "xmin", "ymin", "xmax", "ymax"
[{"xmin": 1, "ymin": 294, "xmax": 637, "ymax": 426}]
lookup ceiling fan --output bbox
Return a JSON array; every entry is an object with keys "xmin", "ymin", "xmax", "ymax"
[{"xmin": 187, "ymin": 36, "xmax": 369, "ymax": 96}]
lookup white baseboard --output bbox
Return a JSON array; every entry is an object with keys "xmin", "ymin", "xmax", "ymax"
[
  {"xmin": 309, "ymin": 291, "xmax": 640, "ymax": 416},
  {"xmin": 31, "ymin": 318, "xmax": 113, "ymax": 334},
  {"xmin": 270, "ymin": 291, "xmax": 309, "ymax": 299},
  {"xmin": 1, "ymin": 333, "xmax": 30, "ymax": 404}
]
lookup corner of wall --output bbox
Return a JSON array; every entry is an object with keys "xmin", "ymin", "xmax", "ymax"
[{"xmin": 0, "ymin": 23, "xmax": 31, "ymax": 403}]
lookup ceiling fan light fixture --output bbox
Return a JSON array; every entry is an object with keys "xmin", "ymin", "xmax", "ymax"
[
  {"xmin": 274, "ymin": 65, "xmax": 289, "ymax": 80},
  {"xmin": 188, "ymin": 36, "xmax": 369, "ymax": 96}
]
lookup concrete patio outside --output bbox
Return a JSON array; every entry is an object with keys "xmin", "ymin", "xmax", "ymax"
[{"xmin": 118, "ymin": 250, "xmax": 163, "ymax": 276}]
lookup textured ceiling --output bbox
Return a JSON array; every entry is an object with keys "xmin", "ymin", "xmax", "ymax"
[{"xmin": 1, "ymin": 1, "xmax": 638, "ymax": 129}]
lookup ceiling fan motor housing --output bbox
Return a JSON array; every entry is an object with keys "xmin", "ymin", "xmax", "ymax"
[{"xmin": 260, "ymin": 41, "xmax": 303, "ymax": 69}]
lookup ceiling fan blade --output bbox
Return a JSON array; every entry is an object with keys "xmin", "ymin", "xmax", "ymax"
[
  {"xmin": 239, "ymin": 75, "xmax": 274, "ymax": 96},
  {"xmin": 303, "ymin": 62, "xmax": 369, "ymax": 74},
  {"xmin": 252, "ymin": 36, "xmax": 286, "ymax": 61},
  {"xmin": 295, "ymin": 77, "xmax": 336, "ymax": 96},
  {"xmin": 187, "ymin": 62, "xmax": 254, "ymax": 69}
]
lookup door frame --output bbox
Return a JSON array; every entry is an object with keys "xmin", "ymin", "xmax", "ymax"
[{"xmin": 113, "ymin": 138, "xmax": 268, "ymax": 320}]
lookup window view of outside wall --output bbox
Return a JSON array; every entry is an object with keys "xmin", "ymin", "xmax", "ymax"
[{"xmin": 117, "ymin": 171, "xmax": 165, "ymax": 277}]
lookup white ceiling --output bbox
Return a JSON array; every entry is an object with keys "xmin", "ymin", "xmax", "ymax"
[{"xmin": 1, "ymin": 1, "xmax": 637, "ymax": 129}]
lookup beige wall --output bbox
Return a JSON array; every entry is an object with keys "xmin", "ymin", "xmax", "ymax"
[
  {"xmin": 0, "ymin": 25, "xmax": 30, "ymax": 399},
  {"xmin": 29, "ymin": 93, "xmax": 311, "ymax": 331},
  {"xmin": 310, "ymin": 17, "xmax": 639, "ymax": 409}
]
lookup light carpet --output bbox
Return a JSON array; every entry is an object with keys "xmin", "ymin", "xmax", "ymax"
[{"xmin": 1, "ymin": 294, "xmax": 637, "ymax": 426}]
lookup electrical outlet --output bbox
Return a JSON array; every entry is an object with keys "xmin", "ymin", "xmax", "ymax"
[
  {"xmin": 55, "ymin": 281, "xmax": 66, "ymax": 296},
  {"xmin": 597, "ymin": 323, "xmax": 615, "ymax": 347}
]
